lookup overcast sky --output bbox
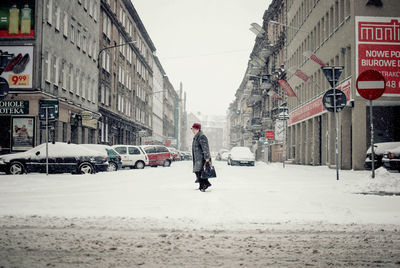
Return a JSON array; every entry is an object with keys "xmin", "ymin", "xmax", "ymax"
[{"xmin": 131, "ymin": 0, "xmax": 271, "ymax": 116}]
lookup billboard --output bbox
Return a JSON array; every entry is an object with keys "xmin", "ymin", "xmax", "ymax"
[
  {"xmin": 0, "ymin": 0, "xmax": 35, "ymax": 39},
  {"xmin": 12, "ymin": 116, "xmax": 34, "ymax": 151},
  {"xmin": 0, "ymin": 46, "xmax": 33, "ymax": 89},
  {"xmin": 356, "ymin": 16, "xmax": 400, "ymax": 95}
]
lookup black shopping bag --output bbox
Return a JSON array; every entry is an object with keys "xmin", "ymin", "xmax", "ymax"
[{"xmin": 201, "ymin": 162, "xmax": 217, "ymax": 179}]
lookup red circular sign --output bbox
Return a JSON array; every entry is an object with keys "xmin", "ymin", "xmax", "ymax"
[{"xmin": 356, "ymin": 70, "xmax": 386, "ymax": 100}]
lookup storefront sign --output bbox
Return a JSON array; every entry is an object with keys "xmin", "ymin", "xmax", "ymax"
[
  {"xmin": 356, "ymin": 16, "xmax": 400, "ymax": 95},
  {"xmin": 0, "ymin": 1, "xmax": 35, "ymax": 39},
  {"xmin": 0, "ymin": 100, "xmax": 29, "ymax": 114},
  {"xmin": 0, "ymin": 46, "xmax": 33, "ymax": 89},
  {"xmin": 12, "ymin": 117, "xmax": 34, "ymax": 150},
  {"xmin": 288, "ymin": 78, "xmax": 352, "ymax": 126}
]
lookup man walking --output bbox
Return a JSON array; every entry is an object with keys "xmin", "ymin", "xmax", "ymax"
[{"xmin": 191, "ymin": 123, "xmax": 212, "ymax": 192}]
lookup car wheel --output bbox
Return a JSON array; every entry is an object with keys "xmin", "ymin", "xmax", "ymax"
[
  {"xmin": 135, "ymin": 161, "xmax": 145, "ymax": 169},
  {"xmin": 163, "ymin": 160, "xmax": 171, "ymax": 167},
  {"xmin": 78, "ymin": 162, "xmax": 94, "ymax": 174},
  {"xmin": 107, "ymin": 161, "xmax": 118, "ymax": 172},
  {"xmin": 9, "ymin": 162, "xmax": 25, "ymax": 175}
]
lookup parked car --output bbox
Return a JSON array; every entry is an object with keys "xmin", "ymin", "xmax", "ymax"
[
  {"xmin": 181, "ymin": 151, "xmax": 192, "ymax": 161},
  {"xmin": 112, "ymin": 145, "xmax": 148, "ymax": 169},
  {"xmin": 0, "ymin": 142, "xmax": 108, "ymax": 175},
  {"xmin": 382, "ymin": 145, "xmax": 400, "ymax": 171},
  {"xmin": 364, "ymin": 142, "xmax": 400, "ymax": 170},
  {"xmin": 228, "ymin": 147, "xmax": 255, "ymax": 166},
  {"xmin": 81, "ymin": 144, "xmax": 122, "ymax": 171},
  {"xmin": 220, "ymin": 151, "xmax": 230, "ymax": 161},
  {"xmin": 140, "ymin": 145, "xmax": 172, "ymax": 167},
  {"xmin": 216, "ymin": 149, "xmax": 229, "ymax": 161},
  {"xmin": 168, "ymin": 147, "xmax": 180, "ymax": 161}
]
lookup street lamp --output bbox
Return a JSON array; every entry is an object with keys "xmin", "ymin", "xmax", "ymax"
[
  {"xmin": 97, "ymin": 41, "xmax": 137, "ymax": 68},
  {"xmin": 269, "ymin": 20, "xmax": 309, "ymax": 33}
]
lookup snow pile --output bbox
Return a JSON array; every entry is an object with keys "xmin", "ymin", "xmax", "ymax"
[
  {"xmin": 0, "ymin": 161, "xmax": 399, "ymax": 228},
  {"xmin": 354, "ymin": 167, "xmax": 400, "ymax": 193}
]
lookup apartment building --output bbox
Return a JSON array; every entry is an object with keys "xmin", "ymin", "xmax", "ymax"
[
  {"xmin": 98, "ymin": 0, "xmax": 155, "ymax": 145},
  {"xmin": 0, "ymin": 0, "xmax": 100, "ymax": 154},
  {"xmin": 286, "ymin": 0, "xmax": 400, "ymax": 169}
]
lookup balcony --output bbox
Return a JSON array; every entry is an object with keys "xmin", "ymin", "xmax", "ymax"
[
  {"xmin": 246, "ymin": 94, "xmax": 262, "ymax": 107},
  {"xmin": 251, "ymin": 118, "xmax": 262, "ymax": 131}
]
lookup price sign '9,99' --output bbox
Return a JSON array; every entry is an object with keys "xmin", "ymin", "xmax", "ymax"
[{"xmin": 9, "ymin": 74, "xmax": 30, "ymax": 86}]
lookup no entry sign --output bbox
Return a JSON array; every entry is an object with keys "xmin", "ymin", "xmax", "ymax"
[
  {"xmin": 265, "ymin": 130, "xmax": 274, "ymax": 139},
  {"xmin": 356, "ymin": 70, "xmax": 386, "ymax": 100}
]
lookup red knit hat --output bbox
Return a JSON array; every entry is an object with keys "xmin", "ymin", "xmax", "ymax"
[{"xmin": 191, "ymin": 123, "xmax": 201, "ymax": 130}]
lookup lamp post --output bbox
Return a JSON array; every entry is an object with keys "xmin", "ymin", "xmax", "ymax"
[
  {"xmin": 269, "ymin": 20, "xmax": 310, "ymax": 33},
  {"xmin": 97, "ymin": 41, "xmax": 137, "ymax": 68}
]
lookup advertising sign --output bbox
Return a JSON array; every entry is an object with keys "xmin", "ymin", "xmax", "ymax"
[
  {"xmin": 0, "ymin": 100, "xmax": 29, "ymax": 114},
  {"xmin": 289, "ymin": 78, "xmax": 352, "ymax": 126},
  {"xmin": 0, "ymin": 1, "xmax": 35, "ymax": 39},
  {"xmin": 0, "ymin": 46, "xmax": 33, "ymax": 89},
  {"xmin": 356, "ymin": 16, "xmax": 400, "ymax": 95},
  {"xmin": 12, "ymin": 116, "xmax": 34, "ymax": 150}
]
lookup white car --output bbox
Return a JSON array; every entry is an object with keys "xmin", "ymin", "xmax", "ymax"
[
  {"xmin": 228, "ymin": 147, "xmax": 255, "ymax": 166},
  {"xmin": 112, "ymin": 145, "xmax": 149, "ymax": 169},
  {"xmin": 220, "ymin": 151, "xmax": 230, "ymax": 161}
]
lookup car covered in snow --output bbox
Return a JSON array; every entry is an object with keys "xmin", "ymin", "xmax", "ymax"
[
  {"xmin": 0, "ymin": 142, "xmax": 108, "ymax": 175},
  {"xmin": 227, "ymin": 147, "xmax": 255, "ymax": 166},
  {"xmin": 81, "ymin": 144, "xmax": 122, "ymax": 171},
  {"xmin": 364, "ymin": 142, "xmax": 400, "ymax": 170},
  {"xmin": 168, "ymin": 147, "xmax": 180, "ymax": 161},
  {"xmin": 216, "ymin": 149, "xmax": 229, "ymax": 161},
  {"xmin": 112, "ymin": 145, "xmax": 148, "ymax": 169},
  {"xmin": 382, "ymin": 145, "xmax": 400, "ymax": 171},
  {"xmin": 220, "ymin": 151, "xmax": 230, "ymax": 161},
  {"xmin": 140, "ymin": 145, "xmax": 172, "ymax": 167}
]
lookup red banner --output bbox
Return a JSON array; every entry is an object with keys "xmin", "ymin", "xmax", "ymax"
[
  {"xmin": 356, "ymin": 17, "xmax": 400, "ymax": 95},
  {"xmin": 278, "ymin": 79, "xmax": 297, "ymax": 97},
  {"xmin": 303, "ymin": 51, "xmax": 326, "ymax": 67},
  {"xmin": 288, "ymin": 78, "xmax": 352, "ymax": 126}
]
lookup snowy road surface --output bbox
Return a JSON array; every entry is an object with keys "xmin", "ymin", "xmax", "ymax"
[{"xmin": 0, "ymin": 161, "xmax": 400, "ymax": 266}]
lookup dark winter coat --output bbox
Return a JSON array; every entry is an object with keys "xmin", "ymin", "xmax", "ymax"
[{"xmin": 192, "ymin": 130, "xmax": 211, "ymax": 173}]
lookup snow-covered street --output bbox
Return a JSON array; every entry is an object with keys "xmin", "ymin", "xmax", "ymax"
[{"xmin": 1, "ymin": 161, "xmax": 400, "ymax": 266}]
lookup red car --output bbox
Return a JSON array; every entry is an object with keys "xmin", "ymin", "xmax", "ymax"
[{"xmin": 140, "ymin": 145, "xmax": 172, "ymax": 167}]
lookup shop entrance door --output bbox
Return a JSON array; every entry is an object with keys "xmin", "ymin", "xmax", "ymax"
[{"xmin": 0, "ymin": 116, "xmax": 11, "ymax": 154}]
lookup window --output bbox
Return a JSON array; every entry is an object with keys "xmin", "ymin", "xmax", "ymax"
[
  {"xmin": 77, "ymin": 30, "xmax": 81, "ymax": 48},
  {"xmin": 93, "ymin": 1, "xmax": 98, "ymax": 22},
  {"xmin": 46, "ymin": 0, "xmax": 53, "ymax": 25},
  {"xmin": 69, "ymin": 64, "xmax": 74, "ymax": 92},
  {"xmin": 105, "ymin": 85, "xmax": 110, "ymax": 106},
  {"xmin": 55, "ymin": 6, "xmax": 61, "ymax": 31},
  {"xmin": 63, "ymin": 13, "xmax": 68, "ymax": 37},
  {"xmin": 76, "ymin": 69, "xmax": 80, "ymax": 96},
  {"xmin": 101, "ymin": 84, "xmax": 105, "ymax": 104},
  {"xmin": 114, "ymin": 147, "xmax": 127, "ymax": 155},
  {"xmin": 144, "ymin": 147, "xmax": 156, "ymax": 154},
  {"xmin": 88, "ymin": 39, "xmax": 92, "ymax": 57},
  {"xmin": 156, "ymin": 146, "xmax": 169, "ymax": 153},
  {"xmin": 102, "ymin": 13, "xmax": 112, "ymax": 38},
  {"xmin": 44, "ymin": 52, "xmax": 51, "ymax": 82},
  {"xmin": 102, "ymin": 52, "xmax": 110, "ymax": 73},
  {"xmin": 70, "ymin": 24, "xmax": 75, "ymax": 43},
  {"xmin": 61, "ymin": 60, "xmax": 66, "ymax": 89},
  {"xmin": 82, "ymin": 36, "xmax": 87, "ymax": 53},
  {"xmin": 128, "ymin": 147, "xmax": 140, "ymax": 155},
  {"xmin": 52, "ymin": 55, "xmax": 57, "ymax": 84}
]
